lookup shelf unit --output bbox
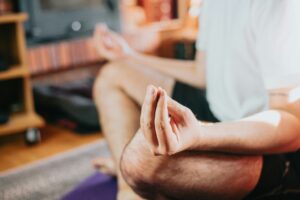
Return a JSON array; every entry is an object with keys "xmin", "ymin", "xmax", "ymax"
[{"xmin": 0, "ymin": 13, "xmax": 44, "ymax": 137}]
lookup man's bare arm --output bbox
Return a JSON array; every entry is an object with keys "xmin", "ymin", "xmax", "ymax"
[
  {"xmin": 193, "ymin": 87, "xmax": 300, "ymax": 154},
  {"xmin": 196, "ymin": 109, "xmax": 300, "ymax": 154},
  {"xmin": 93, "ymin": 24, "xmax": 206, "ymax": 89},
  {"xmin": 125, "ymin": 52, "xmax": 206, "ymax": 89},
  {"xmin": 140, "ymin": 86, "xmax": 300, "ymax": 156}
]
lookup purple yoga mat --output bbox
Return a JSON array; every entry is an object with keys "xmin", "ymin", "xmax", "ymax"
[{"xmin": 62, "ymin": 172, "xmax": 117, "ymax": 200}]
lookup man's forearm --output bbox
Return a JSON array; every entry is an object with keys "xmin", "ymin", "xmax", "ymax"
[
  {"xmin": 192, "ymin": 110, "xmax": 300, "ymax": 155},
  {"xmin": 124, "ymin": 52, "xmax": 206, "ymax": 89}
]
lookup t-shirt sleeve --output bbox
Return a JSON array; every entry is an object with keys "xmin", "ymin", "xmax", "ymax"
[
  {"xmin": 255, "ymin": 1, "xmax": 300, "ymax": 90},
  {"xmin": 196, "ymin": 1, "xmax": 208, "ymax": 51}
]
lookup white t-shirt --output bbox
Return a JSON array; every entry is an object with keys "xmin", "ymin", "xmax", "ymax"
[{"xmin": 197, "ymin": 0, "xmax": 300, "ymax": 121}]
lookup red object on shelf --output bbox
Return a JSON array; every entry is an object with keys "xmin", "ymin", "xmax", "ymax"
[
  {"xmin": 0, "ymin": 0, "xmax": 12, "ymax": 14},
  {"xmin": 143, "ymin": 0, "xmax": 174, "ymax": 22}
]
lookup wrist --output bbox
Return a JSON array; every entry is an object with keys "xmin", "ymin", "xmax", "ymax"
[{"xmin": 188, "ymin": 121, "xmax": 211, "ymax": 151}]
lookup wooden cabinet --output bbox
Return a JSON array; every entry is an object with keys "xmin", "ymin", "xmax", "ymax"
[{"xmin": 0, "ymin": 13, "xmax": 44, "ymax": 138}]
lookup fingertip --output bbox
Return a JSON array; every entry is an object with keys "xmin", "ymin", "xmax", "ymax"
[
  {"xmin": 156, "ymin": 87, "xmax": 162, "ymax": 96},
  {"xmin": 149, "ymin": 86, "xmax": 161, "ymax": 101},
  {"xmin": 147, "ymin": 85, "xmax": 155, "ymax": 94}
]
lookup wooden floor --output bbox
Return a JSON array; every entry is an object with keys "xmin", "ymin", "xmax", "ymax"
[{"xmin": 0, "ymin": 124, "xmax": 102, "ymax": 172}]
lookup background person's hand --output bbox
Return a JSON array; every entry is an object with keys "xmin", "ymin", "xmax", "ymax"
[
  {"xmin": 140, "ymin": 85, "xmax": 199, "ymax": 156},
  {"xmin": 93, "ymin": 24, "xmax": 133, "ymax": 61}
]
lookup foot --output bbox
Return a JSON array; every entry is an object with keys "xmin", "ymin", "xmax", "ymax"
[{"xmin": 92, "ymin": 157, "xmax": 117, "ymax": 176}]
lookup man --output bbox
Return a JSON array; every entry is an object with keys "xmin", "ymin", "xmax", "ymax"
[{"xmin": 93, "ymin": 0, "xmax": 300, "ymax": 199}]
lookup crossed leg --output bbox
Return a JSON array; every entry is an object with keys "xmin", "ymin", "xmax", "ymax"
[
  {"xmin": 120, "ymin": 130, "xmax": 263, "ymax": 200},
  {"xmin": 93, "ymin": 59, "xmax": 175, "ymax": 199}
]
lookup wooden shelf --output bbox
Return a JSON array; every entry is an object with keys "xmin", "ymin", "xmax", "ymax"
[
  {"xmin": 0, "ymin": 66, "xmax": 29, "ymax": 80},
  {"xmin": 0, "ymin": 13, "xmax": 27, "ymax": 24},
  {"xmin": 0, "ymin": 112, "xmax": 44, "ymax": 136},
  {"xmin": 0, "ymin": 12, "xmax": 45, "ymax": 138}
]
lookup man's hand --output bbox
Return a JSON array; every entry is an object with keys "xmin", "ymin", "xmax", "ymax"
[
  {"xmin": 93, "ymin": 24, "xmax": 134, "ymax": 61},
  {"xmin": 140, "ymin": 85, "xmax": 199, "ymax": 156}
]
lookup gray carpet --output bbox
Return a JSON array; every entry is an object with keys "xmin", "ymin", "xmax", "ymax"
[{"xmin": 0, "ymin": 140, "xmax": 110, "ymax": 200}]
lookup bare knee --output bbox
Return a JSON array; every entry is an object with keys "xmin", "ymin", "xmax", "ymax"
[
  {"xmin": 93, "ymin": 61, "xmax": 123, "ymax": 99},
  {"xmin": 120, "ymin": 131, "xmax": 163, "ymax": 199}
]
